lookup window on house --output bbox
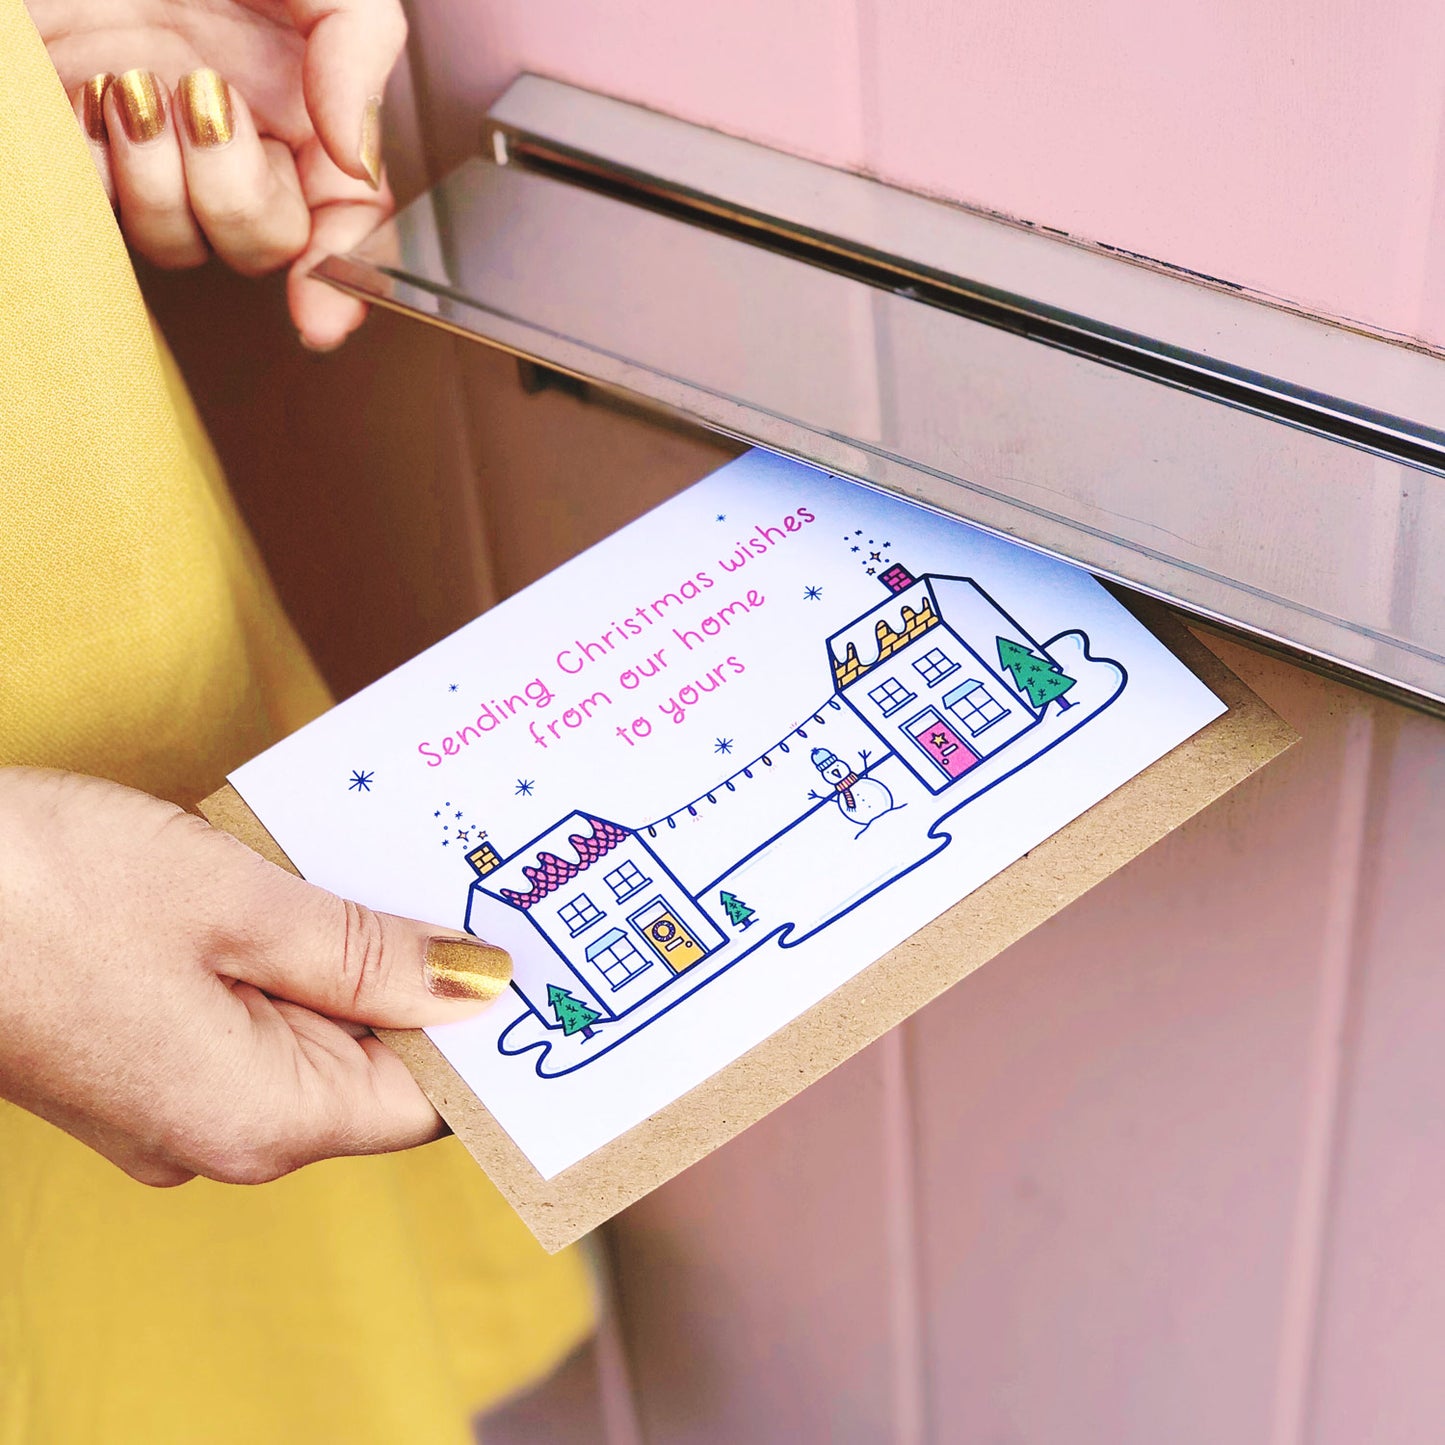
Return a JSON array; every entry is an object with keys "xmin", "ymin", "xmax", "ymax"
[
  {"xmin": 913, "ymin": 648, "xmax": 960, "ymax": 687},
  {"xmin": 585, "ymin": 928, "xmax": 653, "ymax": 990},
  {"xmin": 558, "ymin": 893, "xmax": 604, "ymax": 936},
  {"xmin": 943, "ymin": 678, "xmax": 1008, "ymax": 735},
  {"xmin": 604, "ymin": 859, "xmax": 650, "ymax": 902},
  {"xmin": 867, "ymin": 676, "xmax": 916, "ymax": 717}
]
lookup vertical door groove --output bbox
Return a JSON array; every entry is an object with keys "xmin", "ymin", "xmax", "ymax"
[
  {"xmin": 882, "ymin": 1025, "xmax": 927, "ymax": 1444},
  {"xmin": 1268, "ymin": 709, "xmax": 1377, "ymax": 1445},
  {"xmin": 596, "ymin": 1257, "xmax": 647, "ymax": 1445}
]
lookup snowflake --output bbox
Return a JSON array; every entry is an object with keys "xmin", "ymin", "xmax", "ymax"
[
  {"xmin": 803, "ymin": 585, "xmax": 823, "ymax": 600},
  {"xmin": 348, "ymin": 770, "xmax": 374, "ymax": 792},
  {"xmin": 515, "ymin": 779, "xmax": 535, "ymax": 797},
  {"xmin": 714, "ymin": 738, "xmax": 734, "ymax": 755}
]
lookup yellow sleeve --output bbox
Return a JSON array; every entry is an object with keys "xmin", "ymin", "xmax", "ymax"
[
  {"xmin": 0, "ymin": 6, "xmax": 595, "ymax": 1440},
  {"xmin": 0, "ymin": 1, "xmax": 328, "ymax": 806}
]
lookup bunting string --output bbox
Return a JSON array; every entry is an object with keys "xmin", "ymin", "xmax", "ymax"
[{"xmin": 642, "ymin": 696, "xmax": 845, "ymax": 838}]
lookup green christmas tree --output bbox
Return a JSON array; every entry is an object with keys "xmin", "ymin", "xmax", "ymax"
[
  {"xmin": 548, "ymin": 983, "xmax": 601, "ymax": 1039},
  {"xmin": 996, "ymin": 637, "xmax": 1077, "ymax": 712},
  {"xmin": 719, "ymin": 890, "xmax": 756, "ymax": 931}
]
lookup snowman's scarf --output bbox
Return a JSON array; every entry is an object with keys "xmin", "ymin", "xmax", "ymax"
[{"xmin": 832, "ymin": 772, "xmax": 860, "ymax": 810}]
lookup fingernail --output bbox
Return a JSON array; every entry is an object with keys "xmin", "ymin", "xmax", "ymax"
[
  {"xmin": 114, "ymin": 70, "xmax": 166, "ymax": 145},
  {"xmin": 177, "ymin": 68, "xmax": 233, "ymax": 148},
  {"xmin": 359, "ymin": 95, "xmax": 383, "ymax": 189},
  {"xmin": 81, "ymin": 73, "xmax": 114, "ymax": 142},
  {"xmin": 424, "ymin": 935, "xmax": 511, "ymax": 1004}
]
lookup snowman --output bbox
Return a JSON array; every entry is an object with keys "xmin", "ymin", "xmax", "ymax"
[{"xmin": 808, "ymin": 747, "xmax": 902, "ymax": 836}]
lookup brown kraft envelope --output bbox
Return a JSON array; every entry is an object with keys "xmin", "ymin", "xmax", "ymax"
[{"xmin": 201, "ymin": 602, "xmax": 1295, "ymax": 1252}]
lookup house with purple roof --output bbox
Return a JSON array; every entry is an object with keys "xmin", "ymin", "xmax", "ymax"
[{"xmin": 465, "ymin": 813, "xmax": 725, "ymax": 1025}]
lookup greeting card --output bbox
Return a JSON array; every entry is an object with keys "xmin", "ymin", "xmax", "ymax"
[{"xmin": 217, "ymin": 449, "xmax": 1290, "ymax": 1245}]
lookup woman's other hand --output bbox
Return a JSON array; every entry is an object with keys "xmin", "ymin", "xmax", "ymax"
[
  {"xmin": 0, "ymin": 768, "xmax": 509, "ymax": 1187},
  {"xmin": 28, "ymin": 0, "xmax": 406, "ymax": 350}
]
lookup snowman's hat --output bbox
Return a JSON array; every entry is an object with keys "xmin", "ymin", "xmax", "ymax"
[{"xmin": 811, "ymin": 747, "xmax": 839, "ymax": 770}]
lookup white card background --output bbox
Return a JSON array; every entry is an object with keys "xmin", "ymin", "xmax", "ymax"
[{"xmin": 231, "ymin": 450, "xmax": 1224, "ymax": 1178}]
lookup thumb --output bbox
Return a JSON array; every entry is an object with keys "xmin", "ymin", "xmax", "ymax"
[
  {"xmin": 287, "ymin": 0, "xmax": 407, "ymax": 187},
  {"xmin": 228, "ymin": 873, "xmax": 512, "ymax": 1028}
]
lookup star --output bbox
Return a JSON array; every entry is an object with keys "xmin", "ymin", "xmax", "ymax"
[
  {"xmin": 803, "ymin": 585, "xmax": 823, "ymax": 600},
  {"xmin": 448, "ymin": 683, "xmax": 459, "ymax": 692},
  {"xmin": 850, "ymin": 545, "xmax": 860, "ymax": 552},
  {"xmin": 433, "ymin": 810, "xmax": 440, "ymax": 817},
  {"xmin": 869, "ymin": 550, "xmax": 882, "ymax": 561},
  {"xmin": 866, "ymin": 567, "xmax": 876, "ymax": 575},
  {"xmin": 455, "ymin": 828, "xmax": 471, "ymax": 845},
  {"xmin": 714, "ymin": 738, "xmax": 734, "ymax": 755},
  {"xmin": 716, "ymin": 514, "xmax": 727, "ymax": 522},
  {"xmin": 931, "ymin": 732, "xmax": 947, "ymax": 748},
  {"xmin": 348, "ymin": 770, "xmax": 374, "ymax": 792},
  {"xmin": 455, "ymin": 810, "xmax": 463, "ymax": 819},
  {"xmin": 515, "ymin": 779, "xmax": 535, "ymax": 797}
]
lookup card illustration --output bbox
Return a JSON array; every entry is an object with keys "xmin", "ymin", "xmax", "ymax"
[
  {"xmin": 229, "ymin": 448, "xmax": 1225, "ymax": 1180},
  {"xmin": 465, "ymin": 564, "xmax": 1125, "ymax": 1076}
]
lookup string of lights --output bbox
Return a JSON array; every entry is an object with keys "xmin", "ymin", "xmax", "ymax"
[{"xmin": 641, "ymin": 696, "xmax": 846, "ymax": 836}]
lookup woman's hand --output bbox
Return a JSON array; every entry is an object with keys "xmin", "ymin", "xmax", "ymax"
[
  {"xmin": 0, "ymin": 768, "xmax": 509, "ymax": 1187},
  {"xmin": 27, "ymin": 0, "xmax": 406, "ymax": 349}
]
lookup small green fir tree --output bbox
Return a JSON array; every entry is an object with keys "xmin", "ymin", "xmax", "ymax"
[
  {"xmin": 996, "ymin": 637, "xmax": 1077, "ymax": 712},
  {"xmin": 719, "ymin": 890, "xmax": 756, "ymax": 931},
  {"xmin": 548, "ymin": 983, "xmax": 601, "ymax": 1039}
]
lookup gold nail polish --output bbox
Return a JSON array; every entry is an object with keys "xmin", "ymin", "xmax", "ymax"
[
  {"xmin": 177, "ymin": 69, "xmax": 233, "ymax": 148},
  {"xmin": 114, "ymin": 70, "xmax": 166, "ymax": 145},
  {"xmin": 424, "ymin": 936, "xmax": 511, "ymax": 1004},
  {"xmin": 81, "ymin": 73, "xmax": 114, "ymax": 142},
  {"xmin": 359, "ymin": 95, "xmax": 383, "ymax": 189}
]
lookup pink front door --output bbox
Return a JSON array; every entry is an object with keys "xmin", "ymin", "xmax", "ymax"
[{"xmin": 906, "ymin": 708, "xmax": 979, "ymax": 779}]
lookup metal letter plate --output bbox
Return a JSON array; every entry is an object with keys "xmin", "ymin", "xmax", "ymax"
[{"xmin": 318, "ymin": 77, "xmax": 1445, "ymax": 715}]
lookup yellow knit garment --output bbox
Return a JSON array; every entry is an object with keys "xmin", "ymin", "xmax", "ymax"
[{"xmin": 0, "ymin": 6, "xmax": 594, "ymax": 1441}]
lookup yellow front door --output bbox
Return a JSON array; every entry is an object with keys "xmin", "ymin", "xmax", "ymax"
[{"xmin": 631, "ymin": 898, "xmax": 707, "ymax": 973}]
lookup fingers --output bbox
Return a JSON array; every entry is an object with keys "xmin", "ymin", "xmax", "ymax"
[
  {"xmin": 160, "ymin": 987, "xmax": 445, "ymax": 1183},
  {"xmin": 70, "ymin": 73, "xmax": 115, "ymax": 204},
  {"xmin": 77, "ymin": 63, "xmax": 390, "ymax": 345},
  {"xmin": 246, "ymin": 989, "xmax": 446, "ymax": 1160},
  {"xmin": 96, "ymin": 992, "xmax": 441, "ymax": 1188},
  {"xmin": 287, "ymin": 197, "xmax": 386, "ymax": 350},
  {"xmin": 285, "ymin": 0, "xmax": 407, "ymax": 186},
  {"xmin": 106, "ymin": 70, "xmax": 208, "ymax": 269},
  {"xmin": 174, "ymin": 71, "xmax": 310, "ymax": 276},
  {"xmin": 212, "ymin": 844, "xmax": 512, "ymax": 1029},
  {"xmin": 103, "ymin": 70, "xmax": 311, "ymax": 277},
  {"xmin": 288, "ymin": 135, "xmax": 395, "ymax": 348},
  {"xmin": 251, "ymin": 891, "xmax": 511, "ymax": 1027}
]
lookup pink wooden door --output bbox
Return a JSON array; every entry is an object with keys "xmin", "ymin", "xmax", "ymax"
[
  {"xmin": 905, "ymin": 710, "xmax": 979, "ymax": 780},
  {"xmin": 143, "ymin": 3, "xmax": 1445, "ymax": 1441}
]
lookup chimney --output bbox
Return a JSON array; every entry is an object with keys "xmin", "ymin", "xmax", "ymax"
[
  {"xmin": 467, "ymin": 839, "xmax": 503, "ymax": 877},
  {"xmin": 879, "ymin": 563, "xmax": 914, "ymax": 594}
]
